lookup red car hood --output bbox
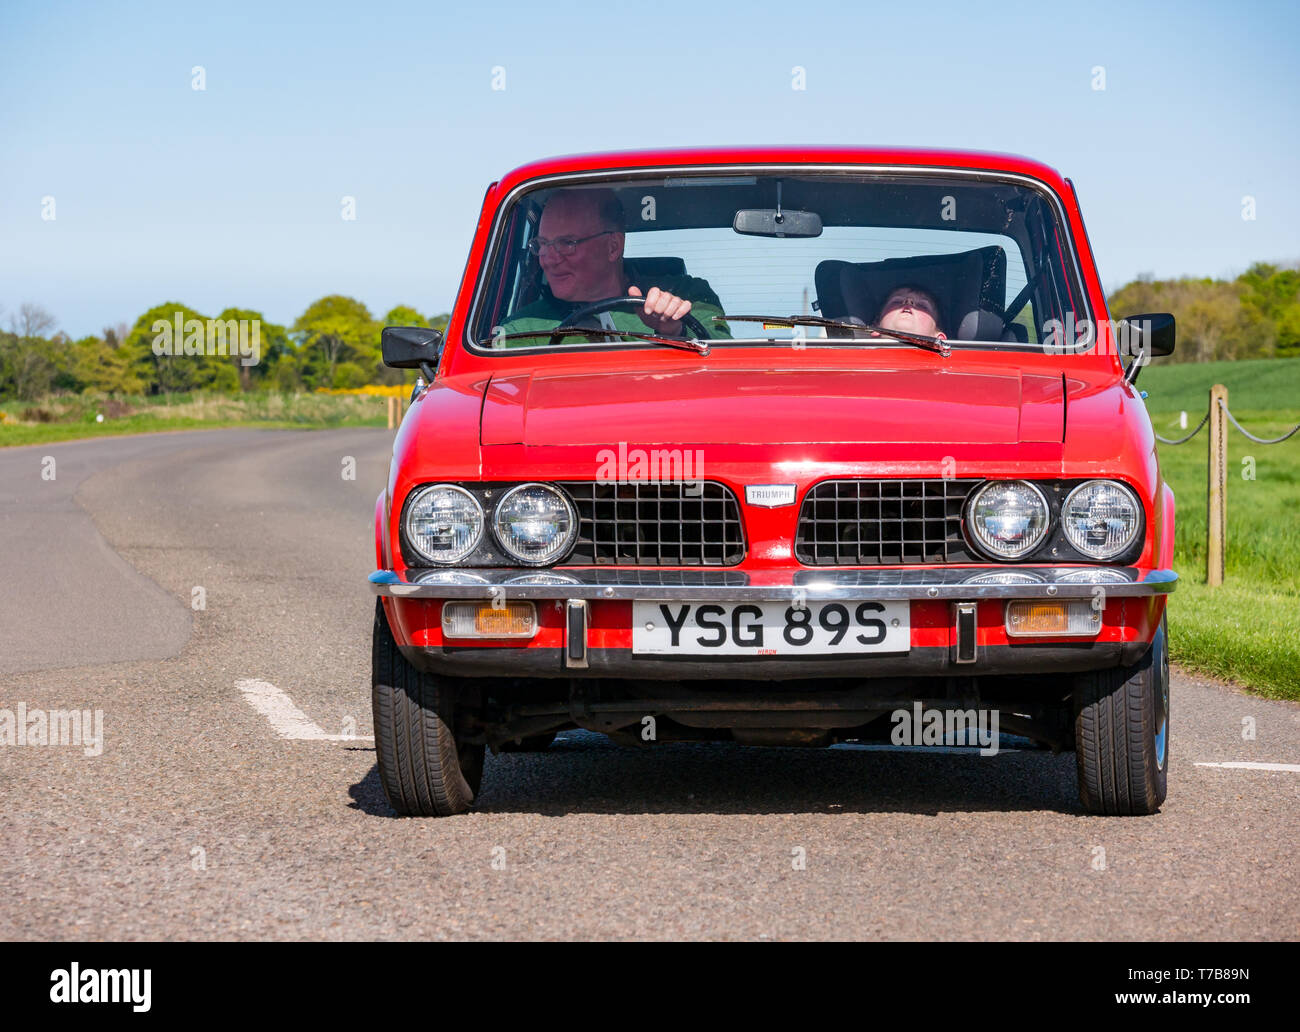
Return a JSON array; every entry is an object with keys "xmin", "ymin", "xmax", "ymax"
[{"xmin": 480, "ymin": 365, "xmax": 1065, "ymax": 446}]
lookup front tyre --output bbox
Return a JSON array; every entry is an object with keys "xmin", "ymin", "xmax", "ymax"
[
  {"xmin": 1074, "ymin": 613, "xmax": 1169, "ymax": 815},
  {"xmin": 372, "ymin": 598, "xmax": 484, "ymax": 816}
]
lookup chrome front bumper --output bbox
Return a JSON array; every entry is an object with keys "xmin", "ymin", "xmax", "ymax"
[{"xmin": 369, "ymin": 566, "xmax": 1177, "ymax": 602}]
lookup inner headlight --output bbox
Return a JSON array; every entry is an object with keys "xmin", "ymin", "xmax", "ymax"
[
  {"xmin": 967, "ymin": 480, "xmax": 1049, "ymax": 560},
  {"xmin": 493, "ymin": 483, "xmax": 577, "ymax": 565},
  {"xmin": 404, "ymin": 484, "xmax": 484, "ymax": 564},
  {"xmin": 1061, "ymin": 480, "xmax": 1142, "ymax": 560}
]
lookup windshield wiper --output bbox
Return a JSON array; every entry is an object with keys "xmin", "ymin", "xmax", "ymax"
[
  {"xmin": 478, "ymin": 326, "xmax": 710, "ymax": 355},
  {"xmin": 718, "ymin": 314, "xmax": 951, "ymax": 357}
]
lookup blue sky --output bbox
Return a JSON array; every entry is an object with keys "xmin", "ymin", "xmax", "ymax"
[{"xmin": 2, "ymin": 0, "xmax": 1297, "ymax": 338}]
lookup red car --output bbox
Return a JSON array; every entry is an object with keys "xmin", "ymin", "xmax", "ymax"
[{"xmin": 370, "ymin": 146, "xmax": 1177, "ymax": 817}]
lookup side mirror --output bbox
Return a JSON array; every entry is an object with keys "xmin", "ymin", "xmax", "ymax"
[
  {"xmin": 1119, "ymin": 312, "xmax": 1175, "ymax": 383},
  {"xmin": 1122, "ymin": 312, "xmax": 1175, "ymax": 356},
  {"xmin": 382, "ymin": 326, "xmax": 443, "ymax": 370}
]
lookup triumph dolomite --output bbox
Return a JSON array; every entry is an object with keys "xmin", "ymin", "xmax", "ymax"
[{"xmin": 369, "ymin": 146, "xmax": 1178, "ymax": 816}]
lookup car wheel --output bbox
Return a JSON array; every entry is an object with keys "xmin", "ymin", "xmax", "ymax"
[
  {"xmin": 1073, "ymin": 612, "xmax": 1169, "ymax": 816},
  {"xmin": 371, "ymin": 598, "xmax": 484, "ymax": 816},
  {"xmin": 499, "ymin": 732, "xmax": 557, "ymax": 753}
]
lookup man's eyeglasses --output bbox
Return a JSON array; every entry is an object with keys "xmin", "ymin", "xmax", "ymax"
[{"xmin": 526, "ymin": 230, "xmax": 614, "ymax": 257}]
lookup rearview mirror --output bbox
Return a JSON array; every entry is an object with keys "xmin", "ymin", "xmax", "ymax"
[
  {"xmin": 382, "ymin": 326, "xmax": 443, "ymax": 370},
  {"xmin": 732, "ymin": 208, "xmax": 823, "ymax": 238}
]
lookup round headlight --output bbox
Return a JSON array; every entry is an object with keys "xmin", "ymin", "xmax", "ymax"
[
  {"xmin": 1061, "ymin": 480, "xmax": 1142, "ymax": 560},
  {"xmin": 404, "ymin": 485, "xmax": 484, "ymax": 564},
  {"xmin": 966, "ymin": 480, "xmax": 1049, "ymax": 560},
  {"xmin": 493, "ymin": 483, "xmax": 577, "ymax": 566}
]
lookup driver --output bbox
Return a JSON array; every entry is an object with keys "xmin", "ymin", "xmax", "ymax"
[{"xmin": 498, "ymin": 189, "xmax": 729, "ymax": 344}]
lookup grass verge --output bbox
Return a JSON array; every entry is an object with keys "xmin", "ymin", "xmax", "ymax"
[
  {"xmin": 1144, "ymin": 359, "xmax": 1299, "ymax": 700},
  {"xmin": 0, "ymin": 391, "xmax": 389, "ymax": 447}
]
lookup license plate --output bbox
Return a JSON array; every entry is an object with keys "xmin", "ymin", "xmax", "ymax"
[{"xmin": 632, "ymin": 600, "xmax": 910, "ymax": 656}]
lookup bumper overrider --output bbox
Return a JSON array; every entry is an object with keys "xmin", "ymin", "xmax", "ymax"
[{"xmin": 371, "ymin": 566, "xmax": 1176, "ymax": 679}]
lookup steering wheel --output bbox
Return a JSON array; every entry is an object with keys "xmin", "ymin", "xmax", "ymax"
[{"xmin": 551, "ymin": 295, "xmax": 710, "ymax": 346}]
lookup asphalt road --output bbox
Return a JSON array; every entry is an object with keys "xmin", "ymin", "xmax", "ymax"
[{"xmin": 0, "ymin": 429, "xmax": 1296, "ymax": 940}]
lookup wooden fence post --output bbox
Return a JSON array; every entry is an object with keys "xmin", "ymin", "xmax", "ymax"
[
  {"xmin": 1206, "ymin": 384, "xmax": 1227, "ymax": 586},
  {"xmin": 386, "ymin": 396, "xmax": 396, "ymax": 429}
]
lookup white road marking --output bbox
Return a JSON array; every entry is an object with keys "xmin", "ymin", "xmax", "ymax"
[
  {"xmin": 235, "ymin": 679, "xmax": 373, "ymax": 742},
  {"xmin": 1195, "ymin": 761, "xmax": 1300, "ymax": 773}
]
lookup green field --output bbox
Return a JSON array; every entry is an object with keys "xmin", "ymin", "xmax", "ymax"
[
  {"xmin": 1141, "ymin": 357, "xmax": 1300, "ymax": 699},
  {"xmin": 0, "ymin": 390, "xmax": 388, "ymax": 447},
  {"xmin": 1140, "ymin": 356, "xmax": 1299, "ymax": 416}
]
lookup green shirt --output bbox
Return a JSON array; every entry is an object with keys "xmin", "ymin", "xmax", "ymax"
[{"xmin": 496, "ymin": 262, "xmax": 731, "ymax": 346}]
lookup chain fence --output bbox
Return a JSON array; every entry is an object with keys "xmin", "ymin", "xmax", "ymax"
[
  {"xmin": 1155, "ymin": 399, "xmax": 1299, "ymax": 446},
  {"xmin": 1217, "ymin": 399, "xmax": 1300, "ymax": 444},
  {"xmin": 1154, "ymin": 413, "xmax": 1208, "ymax": 445},
  {"xmin": 1152, "ymin": 385, "xmax": 1297, "ymax": 586}
]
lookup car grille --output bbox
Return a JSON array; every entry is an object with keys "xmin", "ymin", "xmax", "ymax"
[
  {"xmin": 558, "ymin": 481, "xmax": 746, "ymax": 566},
  {"xmin": 795, "ymin": 479, "xmax": 980, "ymax": 565}
]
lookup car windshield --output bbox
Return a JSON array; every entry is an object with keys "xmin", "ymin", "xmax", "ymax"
[{"xmin": 469, "ymin": 170, "xmax": 1089, "ymax": 354}]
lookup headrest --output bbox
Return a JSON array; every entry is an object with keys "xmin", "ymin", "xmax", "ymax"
[
  {"xmin": 815, "ymin": 245, "xmax": 1007, "ymax": 338},
  {"xmin": 957, "ymin": 309, "xmax": 1006, "ymax": 342},
  {"xmin": 956, "ymin": 309, "xmax": 1032, "ymax": 343}
]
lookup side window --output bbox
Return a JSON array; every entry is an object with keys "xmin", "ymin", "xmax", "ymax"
[
  {"xmin": 511, "ymin": 207, "xmax": 543, "ymax": 312},
  {"xmin": 477, "ymin": 205, "xmax": 540, "ymax": 343},
  {"xmin": 1006, "ymin": 251, "xmax": 1038, "ymax": 345},
  {"xmin": 1011, "ymin": 304, "xmax": 1038, "ymax": 344},
  {"xmin": 1021, "ymin": 197, "xmax": 1078, "ymax": 347}
]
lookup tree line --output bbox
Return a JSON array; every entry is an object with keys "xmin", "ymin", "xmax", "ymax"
[
  {"xmin": 1108, "ymin": 262, "xmax": 1299, "ymax": 363},
  {"xmin": 2, "ymin": 262, "xmax": 1297, "ymax": 400},
  {"xmin": 0, "ymin": 297, "xmax": 449, "ymax": 401}
]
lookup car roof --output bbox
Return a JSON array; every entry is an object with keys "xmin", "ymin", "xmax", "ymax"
[{"xmin": 495, "ymin": 146, "xmax": 1070, "ymax": 194}]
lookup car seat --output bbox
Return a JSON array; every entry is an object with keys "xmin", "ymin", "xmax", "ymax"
[{"xmin": 814, "ymin": 245, "xmax": 1019, "ymax": 341}]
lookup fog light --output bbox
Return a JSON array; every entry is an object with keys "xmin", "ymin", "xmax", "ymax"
[
  {"xmin": 1005, "ymin": 599, "xmax": 1100, "ymax": 637},
  {"xmin": 442, "ymin": 601, "xmax": 537, "ymax": 638}
]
